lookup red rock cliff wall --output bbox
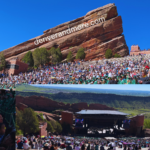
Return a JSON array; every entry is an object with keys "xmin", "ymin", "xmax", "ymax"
[
  {"xmin": 2, "ymin": 3, "xmax": 129, "ymax": 61},
  {"xmin": 16, "ymin": 95, "xmax": 115, "ymax": 112}
]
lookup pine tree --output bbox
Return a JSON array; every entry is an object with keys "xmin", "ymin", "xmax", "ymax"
[
  {"xmin": 67, "ymin": 51, "xmax": 74, "ymax": 62},
  {"xmin": 76, "ymin": 48, "xmax": 85, "ymax": 60},
  {"xmin": 22, "ymin": 51, "xmax": 34, "ymax": 67},
  {"xmin": 33, "ymin": 47, "xmax": 50, "ymax": 67},
  {"xmin": 105, "ymin": 49, "xmax": 112, "ymax": 59},
  {"xmin": 0, "ymin": 52, "xmax": 6, "ymax": 71}
]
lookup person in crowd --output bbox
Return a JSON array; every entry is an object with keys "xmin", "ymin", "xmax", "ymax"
[
  {"xmin": 44, "ymin": 143, "xmax": 49, "ymax": 150},
  {"xmin": 91, "ymin": 142, "xmax": 95, "ymax": 150},
  {"xmin": 29, "ymin": 140, "xmax": 34, "ymax": 149},
  {"xmin": 50, "ymin": 142, "xmax": 55, "ymax": 150},
  {"xmin": 17, "ymin": 139, "xmax": 23, "ymax": 149},
  {"xmin": 95, "ymin": 143, "xmax": 99, "ymax": 150},
  {"xmin": 39, "ymin": 140, "xmax": 43, "ymax": 149},
  {"xmin": 81, "ymin": 143, "xmax": 86, "ymax": 150},
  {"xmin": 100, "ymin": 144, "xmax": 105, "ymax": 150},
  {"xmin": 34, "ymin": 142, "xmax": 39, "ymax": 149},
  {"xmin": 75, "ymin": 143, "xmax": 80, "ymax": 150},
  {"xmin": 23, "ymin": 140, "xmax": 30, "ymax": 150},
  {"xmin": 66, "ymin": 142, "xmax": 73, "ymax": 150},
  {"xmin": 87, "ymin": 143, "xmax": 91, "ymax": 150}
]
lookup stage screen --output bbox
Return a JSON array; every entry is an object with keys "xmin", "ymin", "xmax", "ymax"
[
  {"xmin": 123, "ymin": 119, "xmax": 131, "ymax": 129},
  {"xmin": 75, "ymin": 119, "xmax": 84, "ymax": 127}
]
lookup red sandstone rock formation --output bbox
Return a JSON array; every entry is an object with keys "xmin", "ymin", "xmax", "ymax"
[
  {"xmin": 2, "ymin": 3, "xmax": 128, "ymax": 61},
  {"xmin": 16, "ymin": 95, "xmax": 115, "ymax": 112},
  {"xmin": 38, "ymin": 112, "xmax": 59, "ymax": 122},
  {"xmin": 71, "ymin": 102, "xmax": 89, "ymax": 111},
  {"xmin": 16, "ymin": 95, "xmax": 70, "ymax": 111},
  {"xmin": 89, "ymin": 103, "xmax": 115, "ymax": 110},
  {"xmin": 35, "ymin": 111, "xmax": 60, "ymax": 122},
  {"xmin": 16, "ymin": 102, "xmax": 28, "ymax": 111}
]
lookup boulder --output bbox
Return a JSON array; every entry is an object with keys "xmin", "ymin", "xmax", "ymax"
[{"xmin": 2, "ymin": 3, "xmax": 128, "ymax": 61}]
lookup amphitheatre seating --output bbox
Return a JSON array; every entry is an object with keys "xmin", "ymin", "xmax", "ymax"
[
  {"xmin": 0, "ymin": 54, "xmax": 150, "ymax": 85},
  {"xmin": 80, "ymin": 54, "xmax": 150, "ymax": 68}
]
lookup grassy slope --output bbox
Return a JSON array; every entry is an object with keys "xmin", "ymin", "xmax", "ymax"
[{"xmin": 117, "ymin": 108, "xmax": 150, "ymax": 119}]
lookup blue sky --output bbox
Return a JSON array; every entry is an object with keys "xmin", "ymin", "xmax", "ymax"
[
  {"xmin": 0, "ymin": 0, "xmax": 149, "ymax": 52},
  {"xmin": 32, "ymin": 84, "xmax": 150, "ymax": 92}
]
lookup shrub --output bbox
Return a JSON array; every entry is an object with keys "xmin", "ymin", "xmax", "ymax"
[
  {"xmin": 114, "ymin": 53, "xmax": 121, "ymax": 58},
  {"xmin": 0, "ymin": 52, "xmax": 6, "ymax": 71},
  {"xmin": 33, "ymin": 47, "xmax": 50, "ymax": 67},
  {"xmin": 16, "ymin": 108, "xmax": 39, "ymax": 134},
  {"xmin": 105, "ymin": 49, "xmax": 112, "ymax": 59},
  {"xmin": 56, "ymin": 122, "xmax": 62, "ymax": 133},
  {"xmin": 76, "ymin": 48, "xmax": 85, "ymax": 60},
  {"xmin": 49, "ymin": 47, "xmax": 62, "ymax": 64},
  {"xmin": 49, "ymin": 120, "xmax": 62, "ymax": 133},
  {"xmin": 47, "ymin": 121, "xmax": 54, "ymax": 133},
  {"xmin": 67, "ymin": 51, "xmax": 74, "ymax": 62},
  {"xmin": 22, "ymin": 51, "xmax": 34, "ymax": 67}
]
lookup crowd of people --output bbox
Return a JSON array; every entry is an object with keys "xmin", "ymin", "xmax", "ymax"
[
  {"xmin": 0, "ymin": 54, "xmax": 150, "ymax": 87},
  {"xmin": 16, "ymin": 135, "xmax": 150, "ymax": 150}
]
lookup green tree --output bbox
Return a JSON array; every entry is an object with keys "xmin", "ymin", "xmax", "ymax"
[
  {"xmin": 22, "ymin": 51, "xmax": 34, "ymax": 67},
  {"xmin": 33, "ymin": 47, "xmax": 50, "ymax": 67},
  {"xmin": 0, "ymin": 52, "xmax": 6, "ymax": 71},
  {"xmin": 49, "ymin": 47, "xmax": 62, "ymax": 64},
  {"xmin": 49, "ymin": 47, "xmax": 56, "ymax": 56},
  {"xmin": 16, "ymin": 120, "xmax": 23, "ymax": 136},
  {"xmin": 114, "ymin": 53, "xmax": 121, "ymax": 58},
  {"xmin": 76, "ymin": 48, "xmax": 85, "ymax": 60},
  {"xmin": 49, "ymin": 120, "xmax": 62, "ymax": 133},
  {"xmin": 16, "ymin": 110, "xmax": 23, "ymax": 135},
  {"xmin": 49, "ymin": 120, "xmax": 56, "ymax": 127},
  {"xmin": 56, "ymin": 48, "xmax": 62, "ymax": 62},
  {"xmin": 144, "ymin": 119, "xmax": 150, "ymax": 129},
  {"xmin": 105, "ymin": 49, "xmax": 112, "ymax": 59},
  {"xmin": 55, "ymin": 121, "xmax": 62, "ymax": 133},
  {"xmin": 18, "ymin": 108, "xmax": 39, "ymax": 134},
  {"xmin": 16, "ymin": 130, "xmax": 23, "ymax": 136},
  {"xmin": 47, "ymin": 121, "xmax": 54, "ymax": 133},
  {"xmin": 67, "ymin": 51, "xmax": 74, "ymax": 62}
]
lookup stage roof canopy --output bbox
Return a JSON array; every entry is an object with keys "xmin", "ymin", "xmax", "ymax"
[{"xmin": 76, "ymin": 110, "xmax": 129, "ymax": 116}]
